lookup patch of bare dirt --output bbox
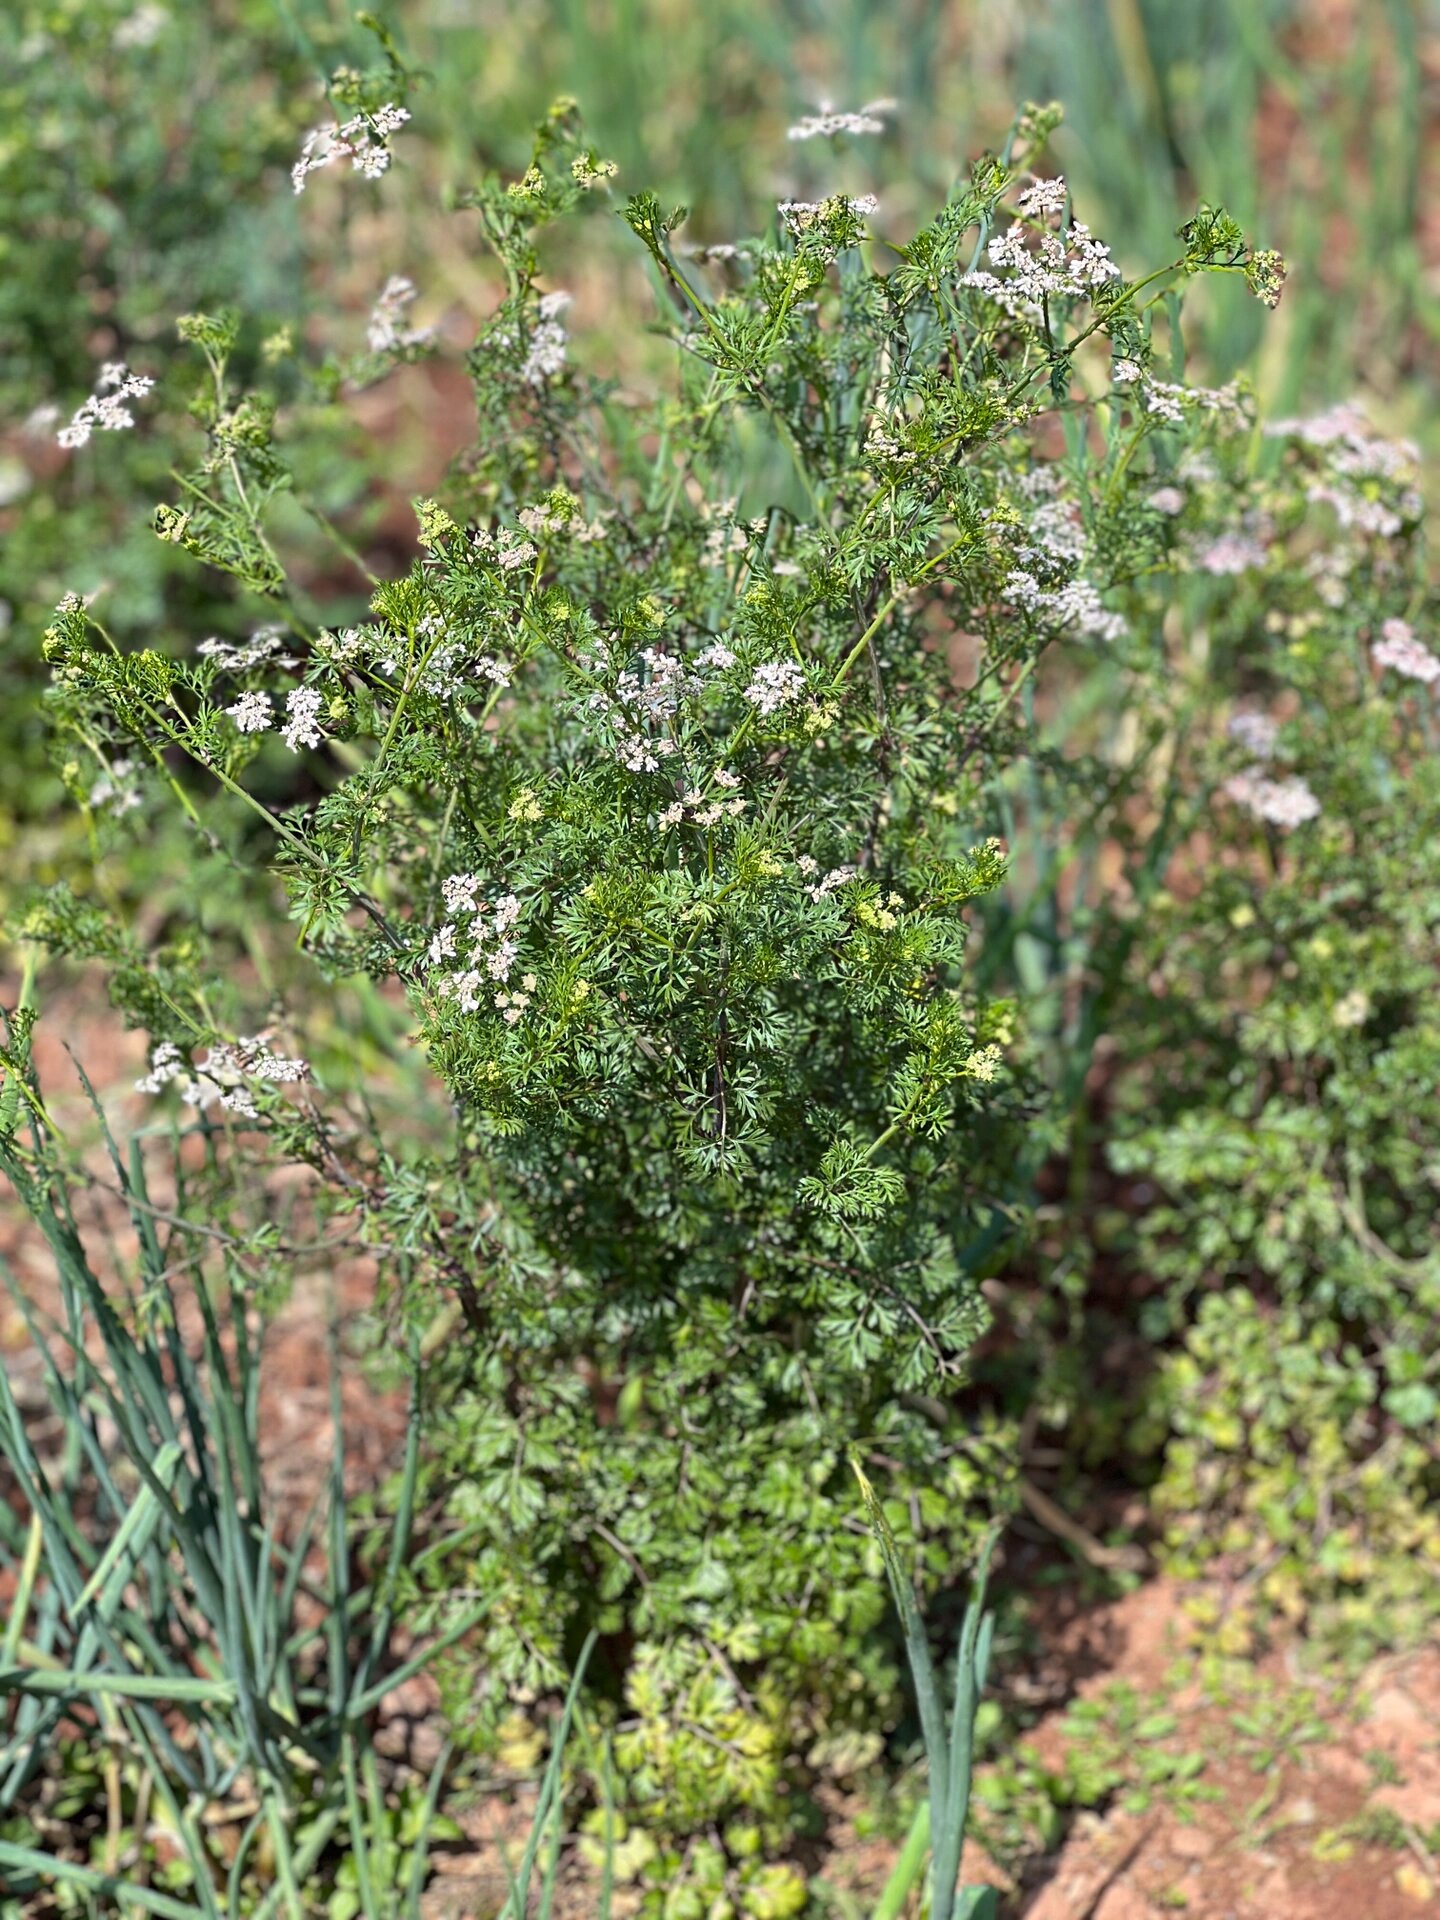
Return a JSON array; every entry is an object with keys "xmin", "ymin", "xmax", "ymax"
[{"xmin": 1014, "ymin": 1584, "xmax": 1440, "ymax": 1920}]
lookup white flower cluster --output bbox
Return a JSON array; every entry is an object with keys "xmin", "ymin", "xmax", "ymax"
[
  {"xmin": 89, "ymin": 757, "xmax": 142, "ymax": 817},
  {"xmin": 112, "ymin": 3, "xmax": 168, "ymax": 49},
  {"xmin": 1266, "ymin": 404, "xmax": 1422, "ymax": 528},
  {"xmin": 658, "ymin": 768, "xmax": 747, "ymax": 830},
  {"xmin": 429, "ymin": 876, "xmax": 524, "ymax": 1013},
  {"xmin": 604, "ymin": 649, "xmax": 697, "ymax": 772},
  {"xmin": 688, "ymin": 242, "xmax": 751, "ymax": 266},
  {"xmin": 1222, "ymin": 770, "xmax": 1321, "ymax": 829},
  {"xmin": 1011, "ymin": 466, "xmax": 1063, "ymax": 501},
  {"xmin": 1372, "ymin": 618, "xmax": 1440, "ymax": 684},
  {"xmin": 796, "ymin": 856, "xmax": 859, "ymax": 902},
  {"xmin": 1002, "ymin": 571, "xmax": 1126, "ymax": 642},
  {"xmin": 1016, "ymin": 175, "xmax": 1068, "ymax": 221},
  {"xmin": 1111, "ymin": 359, "xmax": 1248, "ymax": 430},
  {"xmin": 960, "ymin": 216, "xmax": 1119, "ymax": 320},
  {"xmin": 227, "ymin": 690, "xmax": 273, "ymax": 733},
  {"xmin": 864, "ymin": 414, "xmax": 917, "ymax": 467},
  {"xmin": 618, "ymin": 649, "xmax": 700, "ymax": 723},
  {"xmin": 221, "ymin": 680, "xmax": 327, "ymax": 752},
  {"xmin": 199, "ymin": 625, "xmax": 297, "ymax": 672},
  {"xmin": 778, "ymin": 195, "xmax": 878, "ymax": 237},
  {"xmin": 281, "ymin": 687, "xmax": 325, "ymax": 750},
  {"xmin": 573, "ymin": 641, "xmax": 748, "ymax": 775},
  {"xmin": 1332, "ymin": 989, "xmax": 1371, "ymax": 1030},
  {"xmin": 57, "ymin": 363, "xmax": 153, "ymax": 449},
  {"xmin": 291, "ymin": 102, "xmax": 410, "ymax": 194},
  {"xmin": 137, "ymin": 1034, "xmax": 309, "ymax": 1119},
  {"xmin": 1016, "ymin": 499, "xmax": 1086, "ymax": 568},
  {"xmin": 406, "ymin": 610, "xmax": 513, "ymax": 699},
  {"xmin": 744, "ymin": 659, "xmax": 808, "ymax": 714},
  {"xmin": 367, "ymin": 275, "xmax": 435, "ymax": 354},
  {"xmin": 786, "ymin": 98, "xmax": 895, "ymax": 141},
  {"xmin": 469, "ymin": 524, "xmax": 538, "ymax": 572},
  {"xmin": 520, "ymin": 291, "xmax": 572, "ymax": 387}
]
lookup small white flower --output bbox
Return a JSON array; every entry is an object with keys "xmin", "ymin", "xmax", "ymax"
[
  {"xmin": 443, "ymin": 872, "xmax": 481, "ymax": 914},
  {"xmin": 57, "ymin": 363, "xmax": 152, "ymax": 450},
  {"xmin": 198, "ymin": 626, "xmax": 294, "ymax": 672},
  {"xmin": 136, "ymin": 1042, "xmax": 185, "ymax": 1093},
  {"xmin": 778, "ymin": 195, "xmax": 877, "ymax": 238},
  {"xmin": 1333, "ymin": 988, "xmax": 1371, "ymax": 1030},
  {"xmin": 226, "ymin": 690, "xmax": 273, "ymax": 734},
  {"xmin": 744, "ymin": 659, "xmax": 806, "ymax": 714},
  {"xmin": 367, "ymin": 274, "xmax": 434, "ymax": 354},
  {"xmin": 112, "ymin": 3, "xmax": 168, "ymax": 49},
  {"xmin": 806, "ymin": 864, "xmax": 858, "ymax": 901},
  {"xmin": 1227, "ymin": 711, "xmax": 1279, "ymax": 760},
  {"xmin": 1017, "ymin": 175, "xmax": 1068, "ymax": 221},
  {"xmin": 520, "ymin": 292, "xmax": 571, "ymax": 386},
  {"xmin": 88, "ymin": 758, "xmax": 143, "ymax": 816},
  {"xmin": 786, "ymin": 98, "xmax": 895, "ymax": 141},
  {"xmin": 281, "ymin": 686, "xmax": 325, "ymax": 752},
  {"xmin": 292, "ymin": 104, "xmax": 409, "ymax": 195}
]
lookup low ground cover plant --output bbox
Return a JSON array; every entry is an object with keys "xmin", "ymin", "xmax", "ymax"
[{"xmin": 5, "ymin": 26, "xmax": 1437, "ymax": 1913}]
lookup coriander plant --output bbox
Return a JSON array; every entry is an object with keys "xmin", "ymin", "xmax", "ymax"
[{"xmin": 26, "ymin": 86, "xmax": 1285, "ymax": 1867}]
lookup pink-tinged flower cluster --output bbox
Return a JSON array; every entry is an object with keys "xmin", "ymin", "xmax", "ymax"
[
  {"xmin": 1196, "ymin": 532, "xmax": 1268, "ymax": 576},
  {"xmin": 1223, "ymin": 770, "xmax": 1321, "ymax": 830},
  {"xmin": 1372, "ymin": 618, "xmax": 1440, "ymax": 684},
  {"xmin": 1016, "ymin": 175, "xmax": 1068, "ymax": 220}
]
